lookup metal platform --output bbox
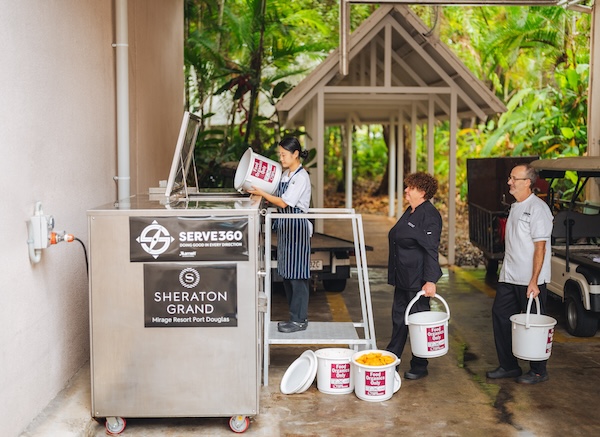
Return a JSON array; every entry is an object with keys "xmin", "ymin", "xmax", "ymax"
[{"xmin": 268, "ymin": 321, "xmax": 362, "ymax": 344}]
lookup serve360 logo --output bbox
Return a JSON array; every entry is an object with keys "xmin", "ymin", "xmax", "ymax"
[
  {"xmin": 136, "ymin": 220, "xmax": 175, "ymax": 259},
  {"xmin": 130, "ymin": 216, "xmax": 248, "ymax": 262}
]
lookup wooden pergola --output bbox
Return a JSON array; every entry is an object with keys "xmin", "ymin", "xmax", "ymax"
[{"xmin": 276, "ymin": 4, "xmax": 507, "ymax": 264}]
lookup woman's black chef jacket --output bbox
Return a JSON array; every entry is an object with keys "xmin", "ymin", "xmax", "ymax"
[{"xmin": 388, "ymin": 200, "xmax": 443, "ymax": 291}]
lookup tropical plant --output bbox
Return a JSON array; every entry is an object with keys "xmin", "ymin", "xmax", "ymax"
[
  {"xmin": 427, "ymin": 4, "xmax": 591, "ymax": 199},
  {"xmin": 184, "ymin": 0, "xmax": 333, "ymax": 187}
]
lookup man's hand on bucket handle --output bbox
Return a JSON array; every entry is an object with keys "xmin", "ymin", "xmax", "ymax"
[{"xmin": 527, "ymin": 282, "xmax": 541, "ymax": 299}]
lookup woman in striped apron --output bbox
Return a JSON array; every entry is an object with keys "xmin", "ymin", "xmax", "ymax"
[{"xmin": 248, "ymin": 137, "xmax": 312, "ymax": 333}]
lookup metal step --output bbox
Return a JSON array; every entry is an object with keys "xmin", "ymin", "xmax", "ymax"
[{"xmin": 268, "ymin": 321, "xmax": 370, "ymax": 345}]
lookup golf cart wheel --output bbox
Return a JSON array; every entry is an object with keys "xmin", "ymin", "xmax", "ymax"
[{"xmin": 565, "ymin": 291, "xmax": 598, "ymax": 337}]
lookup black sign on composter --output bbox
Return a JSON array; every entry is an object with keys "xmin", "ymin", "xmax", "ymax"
[
  {"xmin": 144, "ymin": 263, "xmax": 238, "ymax": 327},
  {"xmin": 129, "ymin": 216, "xmax": 249, "ymax": 262}
]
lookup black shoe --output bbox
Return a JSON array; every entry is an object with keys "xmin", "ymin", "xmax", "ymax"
[
  {"xmin": 486, "ymin": 366, "xmax": 522, "ymax": 379},
  {"xmin": 404, "ymin": 368, "xmax": 428, "ymax": 380},
  {"xmin": 516, "ymin": 370, "xmax": 549, "ymax": 385},
  {"xmin": 278, "ymin": 321, "xmax": 308, "ymax": 333}
]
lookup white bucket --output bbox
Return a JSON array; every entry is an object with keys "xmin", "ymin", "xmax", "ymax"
[
  {"xmin": 234, "ymin": 148, "xmax": 282, "ymax": 194},
  {"xmin": 510, "ymin": 296, "xmax": 557, "ymax": 361},
  {"xmin": 315, "ymin": 348, "xmax": 355, "ymax": 394},
  {"xmin": 405, "ymin": 291, "xmax": 450, "ymax": 358},
  {"xmin": 351, "ymin": 350, "xmax": 400, "ymax": 402}
]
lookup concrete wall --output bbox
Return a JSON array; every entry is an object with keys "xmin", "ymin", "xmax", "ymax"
[{"xmin": 0, "ymin": 1, "xmax": 183, "ymax": 435}]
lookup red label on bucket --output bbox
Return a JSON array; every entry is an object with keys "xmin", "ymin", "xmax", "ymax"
[
  {"xmin": 546, "ymin": 328, "xmax": 555, "ymax": 353},
  {"xmin": 267, "ymin": 164, "xmax": 277, "ymax": 182},
  {"xmin": 426, "ymin": 325, "xmax": 446, "ymax": 351},
  {"xmin": 251, "ymin": 159, "xmax": 277, "ymax": 183},
  {"xmin": 329, "ymin": 363, "xmax": 351, "ymax": 389},
  {"xmin": 364, "ymin": 370, "xmax": 386, "ymax": 396}
]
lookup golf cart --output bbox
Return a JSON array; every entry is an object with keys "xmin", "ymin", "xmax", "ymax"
[{"xmin": 531, "ymin": 157, "xmax": 600, "ymax": 337}]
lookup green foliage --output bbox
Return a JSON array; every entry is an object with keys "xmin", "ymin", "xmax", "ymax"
[
  {"xmin": 184, "ymin": 0, "xmax": 333, "ymax": 187},
  {"xmin": 475, "ymin": 63, "xmax": 588, "ymax": 159},
  {"xmin": 183, "ymin": 2, "xmax": 592, "ymax": 197},
  {"xmin": 434, "ymin": 5, "xmax": 591, "ymax": 200},
  {"xmin": 323, "ymin": 126, "xmax": 388, "ymax": 191}
]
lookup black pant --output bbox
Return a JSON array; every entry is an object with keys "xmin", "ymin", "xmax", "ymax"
[
  {"xmin": 283, "ymin": 279, "xmax": 309, "ymax": 323},
  {"xmin": 492, "ymin": 282, "xmax": 548, "ymax": 375},
  {"xmin": 386, "ymin": 287, "xmax": 429, "ymax": 371}
]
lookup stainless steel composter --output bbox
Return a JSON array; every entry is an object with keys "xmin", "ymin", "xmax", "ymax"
[{"xmin": 88, "ymin": 193, "xmax": 262, "ymax": 434}]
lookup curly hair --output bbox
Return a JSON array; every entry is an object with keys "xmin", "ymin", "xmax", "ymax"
[{"xmin": 404, "ymin": 172, "xmax": 438, "ymax": 200}]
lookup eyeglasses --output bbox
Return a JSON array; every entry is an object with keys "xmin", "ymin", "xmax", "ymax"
[{"xmin": 507, "ymin": 175, "xmax": 529, "ymax": 182}]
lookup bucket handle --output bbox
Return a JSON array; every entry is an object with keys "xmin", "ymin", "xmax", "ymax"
[
  {"xmin": 404, "ymin": 290, "xmax": 451, "ymax": 326},
  {"xmin": 525, "ymin": 295, "xmax": 541, "ymax": 329}
]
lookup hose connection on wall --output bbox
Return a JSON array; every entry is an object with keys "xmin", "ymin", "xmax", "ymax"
[
  {"xmin": 27, "ymin": 201, "xmax": 75, "ymax": 264},
  {"xmin": 50, "ymin": 231, "xmax": 75, "ymax": 245}
]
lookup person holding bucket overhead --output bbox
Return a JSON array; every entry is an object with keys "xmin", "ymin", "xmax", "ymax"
[
  {"xmin": 486, "ymin": 164, "xmax": 553, "ymax": 384},
  {"xmin": 247, "ymin": 137, "xmax": 312, "ymax": 333},
  {"xmin": 386, "ymin": 172, "xmax": 442, "ymax": 380}
]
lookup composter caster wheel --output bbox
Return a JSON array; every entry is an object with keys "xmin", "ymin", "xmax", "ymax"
[
  {"xmin": 105, "ymin": 416, "xmax": 126, "ymax": 435},
  {"xmin": 229, "ymin": 415, "xmax": 250, "ymax": 433}
]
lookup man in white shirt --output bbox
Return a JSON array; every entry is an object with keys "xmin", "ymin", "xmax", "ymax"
[{"xmin": 486, "ymin": 163, "xmax": 553, "ymax": 384}]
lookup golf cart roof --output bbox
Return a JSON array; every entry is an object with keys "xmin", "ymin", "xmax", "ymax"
[{"xmin": 530, "ymin": 156, "xmax": 600, "ymax": 178}]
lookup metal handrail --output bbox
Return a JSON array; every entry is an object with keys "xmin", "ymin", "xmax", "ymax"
[{"xmin": 262, "ymin": 207, "xmax": 376, "ymax": 385}]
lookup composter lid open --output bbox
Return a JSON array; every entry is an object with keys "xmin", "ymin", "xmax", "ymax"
[{"xmin": 165, "ymin": 111, "xmax": 202, "ymax": 198}]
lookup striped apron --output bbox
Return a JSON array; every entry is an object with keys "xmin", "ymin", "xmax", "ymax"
[{"xmin": 276, "ymin": 169, "xmax": 311, "ymax": 280}]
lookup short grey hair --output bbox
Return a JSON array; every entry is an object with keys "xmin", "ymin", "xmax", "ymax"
[{"xmin": 521, "ymin": 164, "xmax": 538, "ymax": 189}]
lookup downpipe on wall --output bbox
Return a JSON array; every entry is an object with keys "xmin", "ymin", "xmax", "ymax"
[{"xmin": 113, "ymin": 0, "xmax": 130, "ymax": 207}]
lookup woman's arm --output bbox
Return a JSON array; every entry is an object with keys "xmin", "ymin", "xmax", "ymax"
[
  {"xmin": 414, "ymin": 206, "xmax": 443, "ymax": 289},
  {"xmin": 247, "ymin": 186, "xmax": 288, "ymax": 208}
]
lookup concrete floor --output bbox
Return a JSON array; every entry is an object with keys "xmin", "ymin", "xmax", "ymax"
[{"xmin": 21, "ymin": 215, "xmax": 600, "ymax": 436}]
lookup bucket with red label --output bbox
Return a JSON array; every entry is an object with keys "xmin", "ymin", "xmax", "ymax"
[
  {"xmin": 352, "ymin": 350, "xmax": 400, "ymax": 402},
  {"xmin": 315, "ymin": 348, "xmax": 355, "ymax": 394},
  {"xmin": 510, "ymin": 295, "xmax": 556, "ymax": 361},
  {"xmin": 234, "ymin": 148, "xmax": 282, "ymax": 194},
  {"xmin": 405, "ymin": 291, "xmax": 450, "ymax": 358}
]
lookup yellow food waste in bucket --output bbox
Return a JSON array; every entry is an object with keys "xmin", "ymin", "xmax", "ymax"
[{"xmin": 351, "ymin": 350, "xmax": 400, "ymax": 402}]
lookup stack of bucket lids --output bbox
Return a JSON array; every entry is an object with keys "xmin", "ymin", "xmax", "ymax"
[{"xmin": 280, "ymin": 350, "xmax": 317, "ymax": 394}]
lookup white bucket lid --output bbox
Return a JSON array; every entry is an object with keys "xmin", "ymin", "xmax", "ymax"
[{"xmin": 280, "ymin": 350, "xmax": 317, "ymax": 394}]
